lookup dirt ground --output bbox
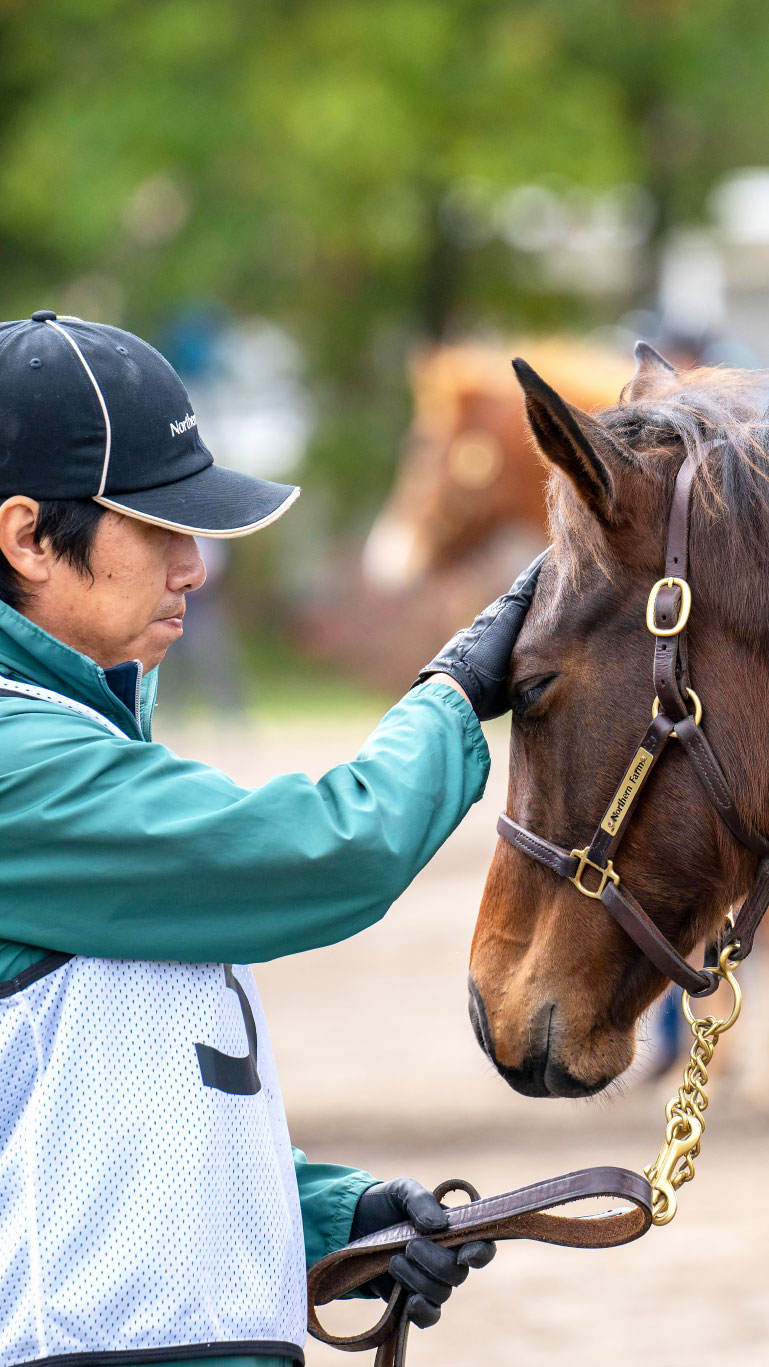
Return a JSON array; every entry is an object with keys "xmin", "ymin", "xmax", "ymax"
[{"xmin": 158, "ymin": 710, "xmax": 769, "ymax": 1367}]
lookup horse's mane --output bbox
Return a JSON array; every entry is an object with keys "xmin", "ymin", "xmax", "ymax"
[
  {"xmin": 551, "ymin": 364, "xmax": 769, "ymax": 579},
  {"xmin": 608, "ymin": 365, "xmax": 769, "ymax": 516}
]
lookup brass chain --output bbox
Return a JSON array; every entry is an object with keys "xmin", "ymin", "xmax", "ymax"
[{"xmin": 645, "ymin": 936, "xmax": 742, "ymax": 1225}]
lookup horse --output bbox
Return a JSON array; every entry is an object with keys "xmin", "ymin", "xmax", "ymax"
[
  {"xmin": 468, "ymin": 343, "xmax": 769, "ymax": 1100},
  {"xmin": 362, "ymin": 340, "xmax": 630, "ymax": 590}
]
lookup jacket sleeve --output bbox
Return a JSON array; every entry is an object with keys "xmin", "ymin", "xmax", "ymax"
[
  {"xmin": 292, "ymin": 1147, "xmax": 377, "ymax": 1271},
  {"xmin": 0, "ymin": 682, "xmax": 489, "ymax": 963}
]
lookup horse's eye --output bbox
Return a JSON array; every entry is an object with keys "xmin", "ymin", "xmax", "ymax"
[{"xmin": 510, "ymin": 674, "xmax": 558, "ymax": 717}]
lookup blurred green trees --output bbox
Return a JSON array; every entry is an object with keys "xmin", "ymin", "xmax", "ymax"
[{"xmin": 0, "ymin": 0, "xmax": 766, "ymax": 518}]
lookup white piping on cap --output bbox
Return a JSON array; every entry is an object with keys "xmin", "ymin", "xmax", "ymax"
[
  {"xmin": 45, "ymin": 319, "xmax": 112, "ymax": 496},
  {"xmin": 93, "ymin": 484, "xmax": 301, "ymax": 538}
]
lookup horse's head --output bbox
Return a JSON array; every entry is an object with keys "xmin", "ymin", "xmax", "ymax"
[{"xmin": 469, "ymin": 344, "xmax": 769, "ymax": 1098}]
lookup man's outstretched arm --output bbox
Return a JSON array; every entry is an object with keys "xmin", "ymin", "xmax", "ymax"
[
  {"xmin": 0, "ymin": 553, "xmax": 544, "ymax": 965},
  {"xmin": 0, "ymin": 682, "xmax": 487, "ymax": 963}
]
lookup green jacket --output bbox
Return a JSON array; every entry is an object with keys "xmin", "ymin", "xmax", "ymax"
[{"xmin": 0, "ymin": 599, "xmax": 490, "ymax": 1367}]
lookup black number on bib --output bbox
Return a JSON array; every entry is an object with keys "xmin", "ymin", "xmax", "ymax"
[{"xmin": 195, "ymin": 964, "xmax": 262, "ymax": 1095}]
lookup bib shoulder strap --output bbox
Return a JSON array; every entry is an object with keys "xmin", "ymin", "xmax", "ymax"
[{"xmin": 0, "ymin": 673, "xmax": 129, "ymax": 740}]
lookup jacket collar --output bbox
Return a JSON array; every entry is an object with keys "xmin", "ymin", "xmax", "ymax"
[{"xmin": 0, "ymin": 599, "xmax": 158, "ymax": 740}]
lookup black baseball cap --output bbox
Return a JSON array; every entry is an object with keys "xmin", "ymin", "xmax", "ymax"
[{"xmin": 0, "ymin": 311, "xmax": 300, "ymax": 537}]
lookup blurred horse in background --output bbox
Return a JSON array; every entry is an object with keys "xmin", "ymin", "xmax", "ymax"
[
  {"xmin": 296, "ymin": 338, "xmax": 629, "ymax": 695},
  {"xmin": 363, "ymin": 339, "xmax": 630, "ymax": 591}
]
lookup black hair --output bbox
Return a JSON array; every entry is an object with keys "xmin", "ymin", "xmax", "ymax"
[{"xmin": 0, "ymin": 499, "xmax": 107, "ymax": 611}]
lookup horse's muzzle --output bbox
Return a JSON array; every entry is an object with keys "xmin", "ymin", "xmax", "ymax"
[{"xmin": 467, "ymin": 977, "xmax": 613, "ymax": 1099}]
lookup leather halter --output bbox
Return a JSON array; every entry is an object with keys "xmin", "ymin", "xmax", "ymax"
[{"xmin": 497, "ymin": 451, "xmax": 769, "ymax": 996}]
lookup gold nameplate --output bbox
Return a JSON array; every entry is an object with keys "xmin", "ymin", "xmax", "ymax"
[{"xmin": 600, "ymin": 746, "xmax": 654, "ymax": 835}]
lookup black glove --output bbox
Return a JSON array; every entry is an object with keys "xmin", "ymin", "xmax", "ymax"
[
  {"xmin": 351, "ymin": 1177, "xmax": 496, "ymax": 1330},
  {"xmin": 414, "ymin": 549, "xmax": 547, "ymax": 721}
]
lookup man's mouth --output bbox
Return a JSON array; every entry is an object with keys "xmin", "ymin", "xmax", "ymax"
[{"xmin": 157, "ymin": 607, "xmax": 185, "ymax": 632}]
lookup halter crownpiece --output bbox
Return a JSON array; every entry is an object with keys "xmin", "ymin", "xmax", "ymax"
[{"xmin": 496, "ymin": 449, "xmax": 769, "ymax": 996}]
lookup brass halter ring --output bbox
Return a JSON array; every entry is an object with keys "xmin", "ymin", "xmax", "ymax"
[
  {"xmin": 652, "ymin": 687, "xmax": 702, "ymax": 737},
  {"xmin": 682, "ymin": 940, "xmax": 743, "ymax": 1034}
]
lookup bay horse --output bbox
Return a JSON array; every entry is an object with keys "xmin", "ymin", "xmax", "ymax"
[
  {"xmin": 469, "ymin": 344, "xmax": 769, "ymax": 1099},
  {"xmin": 363, "ymin": 340, "xmax": 630, "ymax": 590}
]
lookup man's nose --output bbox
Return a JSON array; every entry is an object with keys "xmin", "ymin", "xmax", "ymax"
[{"xmin": 168, "ymin": 534, "xmax": 207, "ymax": 593}]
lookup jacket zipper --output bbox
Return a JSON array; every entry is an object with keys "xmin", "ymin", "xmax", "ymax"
[{"xmin": 133, "ymin": 658, "xmax": 143, "ymax": 729}]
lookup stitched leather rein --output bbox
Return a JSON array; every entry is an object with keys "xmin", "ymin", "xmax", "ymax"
[
  {"xmin": 497, "ymin": 450, "xmax": 769, "ymax": 996},
  {"xmin": 307, "ymin": 1168, "xmax": 652, "ymax": 1367}
]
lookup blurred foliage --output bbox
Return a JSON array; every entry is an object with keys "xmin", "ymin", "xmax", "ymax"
[
  {"xmin": 240, "ymin": 630, "xmax": 391, "ymax": 720},
  {"xmin": 0, "ymin": 0, "xmax": 767, "ymax": 520}
]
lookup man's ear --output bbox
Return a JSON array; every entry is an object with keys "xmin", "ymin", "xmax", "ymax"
[
  {"xmin": 624, "ymin": 340, "xmax": 677, "ymax": 402},
  {"xmin": 0, "ymin": 497, "xmax": 48, "ymax": 584},
  {"xmin": 511, "ymin": 357, "xmax": 634, "ymax": 523}
]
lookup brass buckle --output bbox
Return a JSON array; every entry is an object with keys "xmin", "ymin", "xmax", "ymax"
[
  {"xmin": 569, "ymin": 848, "xmax": 621, "ymax": 899},
  {"xmin": 652, "ymin": 687, "xmax": 703, "ymax": 737},
  {"xmin": 646, "ymin": 577, "xmax": 692, "ymax": 636}
]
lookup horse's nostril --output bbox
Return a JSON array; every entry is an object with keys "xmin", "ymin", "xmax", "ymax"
[
  {"xmin": 468, "ymin": 995, "xmax": 483, "ymax": 1048},
  {"xmin": 467, "ymin": 977, "xmax": 494, "ymax": 1057}
]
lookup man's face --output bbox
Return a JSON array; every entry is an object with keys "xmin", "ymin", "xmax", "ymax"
[{"xmin": 28, "ymin": 511, "xmax": 207, "ymax": 672}]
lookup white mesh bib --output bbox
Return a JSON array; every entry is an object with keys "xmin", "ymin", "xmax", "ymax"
[{"xmin": 0, "ymin": 957, "xmax": 306, "ymax": 1366}]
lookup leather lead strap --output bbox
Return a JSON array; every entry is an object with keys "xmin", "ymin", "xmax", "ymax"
[{"xmin": 307, "ymin": 1169, "xmax": 652, "ymax": 1367}]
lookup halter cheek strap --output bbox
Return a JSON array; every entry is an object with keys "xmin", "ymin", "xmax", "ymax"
[{"xmin": 497, "ymin": 452, "xmax": 769, "ymax": 995}]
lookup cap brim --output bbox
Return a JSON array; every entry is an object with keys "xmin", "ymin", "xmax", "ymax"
[{"xmin": 93, "ymin": 463, "xmax": 300, "ymax": 538}]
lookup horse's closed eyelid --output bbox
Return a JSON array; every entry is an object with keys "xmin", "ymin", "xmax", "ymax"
[
  {"xmin": 513, "ymin": 671, "xmax": 558, "ymax": 693},
  {"xmin": 509, "ymin": 673, "xmax": 559, "ymax": 715}
]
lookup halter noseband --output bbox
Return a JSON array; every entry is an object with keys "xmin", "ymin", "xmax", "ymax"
[{"xmin": 496, "ymin": 451, "xmax": 769, "ymax": 997}]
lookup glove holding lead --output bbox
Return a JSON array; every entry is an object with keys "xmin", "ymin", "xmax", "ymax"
[
  {"xmin": 414, "ymin": 549, "xmax": 547, "ymax": 721},
  {"xmin": 351, "ymin": 1177, "xmax": 496, "ymax": 1330}
]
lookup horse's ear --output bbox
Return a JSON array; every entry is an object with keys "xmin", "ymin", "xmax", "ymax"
[
  {"xmin": 512, "ymin": 357, "xmax": 632, "ymax": 523},
  {"xmin": 625, "ymin": 340, "xmax": 677, "ymax": 401}
]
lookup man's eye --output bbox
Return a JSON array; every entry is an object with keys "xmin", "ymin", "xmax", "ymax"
[{"xmin": 510, "ymin": 674, "xmax": 558, "ymax": 717}]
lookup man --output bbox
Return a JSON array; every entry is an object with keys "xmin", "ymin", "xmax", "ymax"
[{"xmin": 0, "ymin": 311, "xmax": 543, "ymax": 1367}]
